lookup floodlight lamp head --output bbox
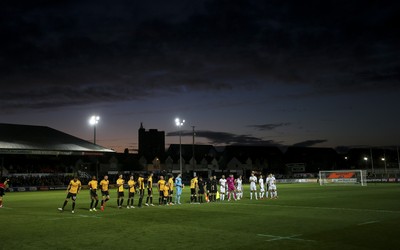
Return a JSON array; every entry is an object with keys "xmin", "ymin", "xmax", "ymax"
[
  {"xmin": 175, "ymin": 118, "xmax": 185, "ymax": 127},
  {"xmin": 89, "ymin": 115, "xmax": 100, "ymax": 125}
]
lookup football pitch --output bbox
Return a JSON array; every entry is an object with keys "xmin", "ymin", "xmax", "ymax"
[{"xmin": 1, "ymin": 183, "xmax": 400, "ymax": 250}]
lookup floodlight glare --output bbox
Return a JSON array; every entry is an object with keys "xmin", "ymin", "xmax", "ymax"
[
  {"xmin": 175, "ymin": 118, "xmax": 185, "ymax": 127},
  {"xmin": 89, "ymin": 115, "xmax": 100, "ymax": 125}
]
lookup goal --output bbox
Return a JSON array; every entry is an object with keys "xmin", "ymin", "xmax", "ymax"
[{"xmin": 318, "ymin": 170, "xmax": 367, "ymax": 186}]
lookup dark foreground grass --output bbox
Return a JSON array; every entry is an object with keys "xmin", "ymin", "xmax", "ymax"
[{"xmin": 1, "ymin": 183, "xmax": 400, "ymax": 250}]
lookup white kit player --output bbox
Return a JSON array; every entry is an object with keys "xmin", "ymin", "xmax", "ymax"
[
  {"xmin": 267, "ymin": 174, "xmax": 277, "ymax": 199},
  {"xmin": 219, "ymin": 175, "xmax": 227, "ymax": 201},
  {"xmin": 235, "ymin": 175, "xmax": 243, "ymax": 200},
  {"xmin": 265, "ymin": 174, "xmax": 270, "ymax": 199},
  {"xmin": 258, "ymin": 175, "xmax": 265, "ymax": 199},
  {"xmin": 249, "ymin": 172, "xmax": 258, "ymax": 200}
]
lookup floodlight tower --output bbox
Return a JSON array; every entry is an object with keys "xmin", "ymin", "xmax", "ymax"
[
  {"xmin": 89, "ymin": 115, "xmax": 100, "ymax": 144},
  {"xmin": 89, "ymin": 115, "xmax": 100, "ymax": 179},
  {"xmin": 175, "ymin": 118, "xmax": 185, "ymax": 175}
]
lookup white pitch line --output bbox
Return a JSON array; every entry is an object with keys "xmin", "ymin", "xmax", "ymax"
[
  {"xmin": 358, "ymin": 221, "xmax": 379, "ymax": 226},
  {"xmin": 257, "ymin": 233, "xmax": 316, "ymax": 242},
  {"xmin": 219, "ymin": 202, "xmax": 400, "ymax": 214},
  {"xmin": 77, "ymin": 214, "xmax": 101, "ymax": 219},
  {"xmin": 46, "ymin": 213, "xmax": 103, "ymax": 220}
]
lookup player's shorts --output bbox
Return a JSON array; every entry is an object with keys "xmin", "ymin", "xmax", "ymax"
[
  {"xmin": 250, "ymin": 183, "xmax": 257, "ymax": 191},
  {"xmin": 0, "ymin": 188, "xmax": 5, "ymax": 196},
  {"xmin": 198, "ymin": 188, "xmax": 205, "ymax": 195},
  {"xmin": 260, "ymin": 187, "xmax": 265, "ymax": 192},
  {"xmin": 190, "ymin": 188, "xmax": 196, "ymax": 195},
  {"xmin": 236, "ymin": 186, "xmax": 242, "ymax": 192},
  {"xmin": 268, "ymin": 184, "xmax": 276, "ymax": 191},
  {"xmin": 147, "ymin": 188, "xmax": 152, "ymax": 196},
  {"xmin": 159, "ymin": 191, "xmax": 164, "ymax": 196},
  {"xmin": 228, "ymin": 185, "xmax": 235, "ymax": 192},
  {"xmin": 90, "ymin": 190, "xmax": 98, "ymax": 198},
  {"xmin": 129, "ymin": 192, "xmax": 135, "ymax": 198},
  {"xmin": 117, "ymin": 191, "xmax": 124, "ymax": 198},
  {"xmin": 169, "ymin": 190, "xmax": 173, "ymax": 195},
  {"xmin": 220, "ymin": 187, "xmax": 225, "ymax": 194},
  {"xmin": 101, "ymin": 190, "xmax": 109, "ymax": 197},
  {"xmin": 66, "ymin": 192, "xmax": 77, "ymax": 201}
]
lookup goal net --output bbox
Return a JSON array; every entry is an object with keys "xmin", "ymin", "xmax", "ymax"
[{"xmin": 319, "ymin": 170, "xmax": 367, "ymax": 186}]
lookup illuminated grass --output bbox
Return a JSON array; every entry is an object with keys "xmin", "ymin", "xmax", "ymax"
[{"xmin": 1, "ymin": 184, "xmax": 399, "ymax": 249}]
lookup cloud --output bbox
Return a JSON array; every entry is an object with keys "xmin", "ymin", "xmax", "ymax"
[
  {"xmin": 293, "ymin": 140, "xmax": 328, "ymax": 147},
  {"xmin": 167, "ymin": 130, "xmax": 282, "ymax": 146},
  {"xmin": 248, "ymin": 123, "xmax": 291, "ymax": 131},
  {"xmin": 0, "ymin": 0, "xmax": 399, "ymax": 113}
]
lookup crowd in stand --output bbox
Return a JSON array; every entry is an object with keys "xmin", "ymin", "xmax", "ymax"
[
  {"xmin": 5, "ymin": 164, "xmax": 70, "ymax": 174},
  {"xmin": 6, "ymin": 175, "xmax": 91, "ymax": 187}
]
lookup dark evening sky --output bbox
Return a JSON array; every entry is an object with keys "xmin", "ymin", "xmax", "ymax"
[{"xmin": 1, "ymin": 0, "xmax": 399, "ymax": 152}]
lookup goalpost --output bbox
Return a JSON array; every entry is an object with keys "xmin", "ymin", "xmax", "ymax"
[{"xmin": 319, "ymin": 170, "xmax": 367, "ymax": 186}]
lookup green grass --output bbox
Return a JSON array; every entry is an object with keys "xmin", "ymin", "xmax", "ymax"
[{"xmin": 1, "ymin": 184, "xmax": 400, "ymax": 249}]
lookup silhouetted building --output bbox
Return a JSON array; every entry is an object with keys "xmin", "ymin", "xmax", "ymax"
[
  {"xmin": 220, "ymin": 145, "xmax": 284, "ymax": 176},
  {"xmin": 138, "ymin": 123, "xmax": 165, "ymax": 162},
  {"xmin": 284, "ymin": 147, "xmax": 339, "ymax": 173},
  {"xmin": 165, "ymin": 144, "xmax": 219, "ymax": 177}
]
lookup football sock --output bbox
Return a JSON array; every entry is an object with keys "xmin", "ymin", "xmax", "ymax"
[
  {"xmin": 90, "ymin": 200, "xmax": 94, "ymax": 209},
  {"xmin": 62, "ymin": 200, "xmax": 68, "ymax": 208},
  {"xmin": 138, "ymin": 197, "xmax": 143, "ymax": 206},
  {"xmin": 72, "ymin": 202, "xmax": 75, "ymax": 210}
]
